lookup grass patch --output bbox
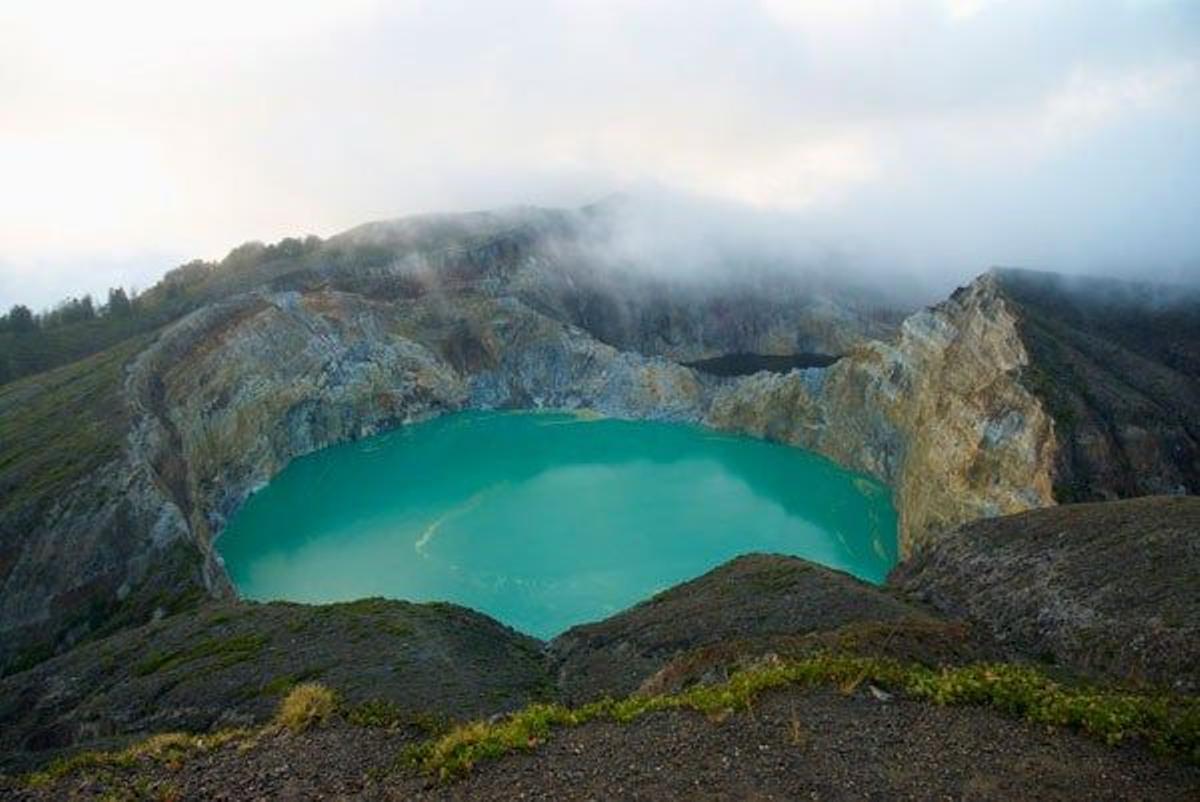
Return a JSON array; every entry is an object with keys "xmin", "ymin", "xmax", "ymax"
[
  {"xmin": 345, "ymin": 699, "xmax": 449, "ymax": 734},
  {"xmin": 275, "ymin": 683, "xmax": 337, "ymax": 733},
  {"xmin": 0, "ymin": 335, "xmax": 147, "ymax": 519},
  {"xmin": 260, "ymin": 667, "xmax": 325, "ymax": 698},
  {"xmin": 23, "ymin": 729, "xmax": 252, "ymax": 789},
  {"xmin": 134, "ymin": 633, "xmax": 268, "ymax": 676},
  {"xmin": 22, "ymin": 682, "xmax": 337, "ymax": 789},
  {"xmin": 406, "ymin": 654, "xmax": 1200, "ymax": 782}
]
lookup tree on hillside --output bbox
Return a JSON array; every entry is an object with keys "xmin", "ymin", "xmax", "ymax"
[
  {"xmin": 106, "ymin": 287, "xmax": 133, "ymax": 317},
  {"xmin": 7, "ymin": 305, "xmax": 36, "ymax": 333},
  {"xmin": 42, "ymin": 295, "xmax": 96, "ymax": 328}
]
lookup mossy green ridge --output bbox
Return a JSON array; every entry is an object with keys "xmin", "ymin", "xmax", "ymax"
[
  {"xmin": 22, "ymin": 728, "xmax": 253, "ymax": 790},
  {"xmin": 133, "ymin": 633, "xmax": 268, "ymax": 677},
  {"xmin": 409, "ymin": 654, "xmax": 1200, "ymax": 782},
  {"xmin": 0, "ymin": 335, "xmax": 145, "ymax": 519}
]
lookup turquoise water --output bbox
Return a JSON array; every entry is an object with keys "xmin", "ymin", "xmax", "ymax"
[{"xmin": 217, "ymin": 411, "xmax": 897, "ymax": 639}]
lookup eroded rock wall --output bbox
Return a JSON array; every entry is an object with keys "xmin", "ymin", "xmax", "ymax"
[
  {"xmin": 708, "ymin": 273, "xmax": 1058, "ymax": 555},
  {"xmin": 22, "ymin": 266, "xmax": 1179, "ymax": 674},
  {"xmin": 132, "ymin": 289, "xmax": 711, "ymax": 598},
  {"xmin": 0, "ymin": 284, "xmax": 718, "ymax": 672},
  {"xmin": 0, "ymin": 272, "xmax": 1060, "ymax": 671}
]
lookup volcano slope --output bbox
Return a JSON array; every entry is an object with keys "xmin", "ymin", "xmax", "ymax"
[
  {"xmin": 1, "ymin": 205, "xmax": 1199, "ymax": 798},
  {"xmin": 2, "ymin": 205, "xmax": 1197, "ymax": 678},
  {"xmin": 2, "ymin": 526, "xmax": 1199, "ymax": 800},
  {"xmin": 0, "ymin": 204, "xmax": 909, "ymax": 676}
]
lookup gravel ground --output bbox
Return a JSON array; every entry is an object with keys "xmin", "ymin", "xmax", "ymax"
[
  {"xmin": 6, "ymin": 686, "xmax": 1197, "ymax": 801},
  {"xmin": 408, "ymin": 687, "xmax": 1200, "ymax": 801}
]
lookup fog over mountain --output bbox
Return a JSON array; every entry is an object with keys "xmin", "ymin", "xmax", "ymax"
[{"xmin": 2, "ymin": 0, "xmax": 1198, "ymax": 308}]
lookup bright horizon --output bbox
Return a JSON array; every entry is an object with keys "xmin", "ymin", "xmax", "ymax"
[{"xmin": 2, "ymin": 0, "xmax": 1199, "ymax": 310}]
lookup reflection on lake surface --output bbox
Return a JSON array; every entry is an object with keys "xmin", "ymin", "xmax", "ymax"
[{"xmin": 217, "ymin": 411, "xmax": 898, "ymax": 639}]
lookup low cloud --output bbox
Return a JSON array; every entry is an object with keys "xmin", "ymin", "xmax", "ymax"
[{"xmin": 1, "ymin": 0, "xmax": 1197, "ymax": 308}]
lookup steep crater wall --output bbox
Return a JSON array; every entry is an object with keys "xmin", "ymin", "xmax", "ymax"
[
  {"xmin": 706, "ymin": 273, "xmax": 1058, "ymax": 555},
  {"xmin": 0, "ymin": 277, "xmax": 1045, "ymax": 672},
  {"xmin": 4, "ymin": 263, "xmax": 1193, "ymax": 675}
]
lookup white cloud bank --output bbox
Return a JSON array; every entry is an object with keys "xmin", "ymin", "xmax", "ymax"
[{"xmin": 1, "ymin": 0, "xmax": 1197, "ymax": 306}]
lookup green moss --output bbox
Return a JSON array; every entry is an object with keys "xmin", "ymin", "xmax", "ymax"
[
  {"xmin": 5, "ymin": 642, "xmax": 56, "ymax": 676},
  {"xmin": 379, "ymin": 620, "xmax": 413, "ymax": 638},
  {"xmin": 260, "ymin": 667, "xmax": 325, "ymax": 697},
  {"xmin": 337, "ymin": 597, "xmax": 396, "ymax": 615},
  {"xmin": 23, "ymin": 730, "xmax": 251, "ymax": 789},
  {"xmin": 345, "ymin": 699, "xmax": 449, "ymax": 734},
  {"xmin": 0, "ymin": 335, "xmax": 148, "ymax": 519},
  {"xmin": 407, "ymin": 654, "xmax": 1200, "ymax": 782},
  {"xmin": 134, "ymin": 633, "xmax": 268, "ymax": 676}
]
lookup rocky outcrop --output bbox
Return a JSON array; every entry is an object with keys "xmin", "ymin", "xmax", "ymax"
[
  {"xmin": 996, "ymin": 269, "xmax": 1200, "ymax": 501},
  {"xmin": 707, "ymin": 272, "xmax": 1058, "ymax": 555},
  {"xmin": 548, "ymin": 554, "xmax": 957, "ymax": 702},
  {"xmin": 889, "ymin": 496, "xmax": 1200, "ymax": 692}
]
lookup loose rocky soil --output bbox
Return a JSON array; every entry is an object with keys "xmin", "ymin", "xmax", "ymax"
[
  {"xmin": 550, "ymin": 554, "xmax": 956, "ymax": 702},
  {"xmin": 5, "ymin": 506, "xmax": 1200, "ymax": 799},
  {"xmin": 4, "ymin": 685, "xmax": 1197, "ymax": 801},
  {"xmin": 890, "ymin": 495, "xmax": 1200, "ymax": 692}
]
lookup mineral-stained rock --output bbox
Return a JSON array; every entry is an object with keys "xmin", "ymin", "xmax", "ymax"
[{"xmin": 707, "ymin": 271, "xmax": 1059, "ymax": 556}]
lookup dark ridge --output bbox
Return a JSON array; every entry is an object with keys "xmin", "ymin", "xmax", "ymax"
[
  {"xmin": 990, "ymin": 268, "xmax": 1200, "ymax": 501},
  {"xmin": 683, "ymin": 352, "xmax": 839, "ymax": 377}
]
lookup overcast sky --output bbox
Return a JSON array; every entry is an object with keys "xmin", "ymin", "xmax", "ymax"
[{"xmin": 2, "ymin": 0, "xmax": 1198, "ymax": 308}]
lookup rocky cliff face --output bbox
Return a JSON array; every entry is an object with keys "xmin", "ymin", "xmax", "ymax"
[
  {"xmin": 996, "ymin": 269, "xmax": 1200, "ymax": 501},
  {"xmin": 707, "ymin": 272, "xmax": 1058, "ymax": 555},
  {"xmin": 1, "ymin": 284, "xmax": 716, "ymax": 672},
  {"xmin": 1, "ymin": 207, "xmax": 1195, "ymax": 675}
]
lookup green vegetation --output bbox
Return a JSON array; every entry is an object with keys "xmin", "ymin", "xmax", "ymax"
[
  {"xmin": 406, "ymin": 654, "xmax": 1200, "ymax": 781},
  {"xmin": 345, "ymin": 699, "xmax": 449, "ymax": 734},
  {"xmin": 0, "ymin": 228, "xmax": 450, "ymax": 386},
  {"xmin": 134, "ymin": 633, "xmax": 268, "ymax": 676},
  {"xmin": 274, "ymin": 682, "xmax": 337, "ymax": 733},
  {"xmin": 259, "ymin": 667, "xmax": 326, "ymax": 698},
  {"xmin": 0, "ymin": 210, "xmax": 543, "ymax": 386},
  {"xmin": 997, "ymin": 270, "xmax": 1200, "ymax": 502},
  {"xmin": 0, "ymin": 238, "xmax": 321, "ymax": 385},
  {"xmin": 23, "ymin": 681, "xmax": 336, "ymax": 789},
  {"xmin": 23, "ymin": 729, "xmax": 252, "ymax": 789},
  {"xmin": 21, "ymin": 653, "xmax": 1200, "ymax": 792},
  {"xmin": 0, "ymin": 335, "xmax": 147, "ymax": 520}
]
